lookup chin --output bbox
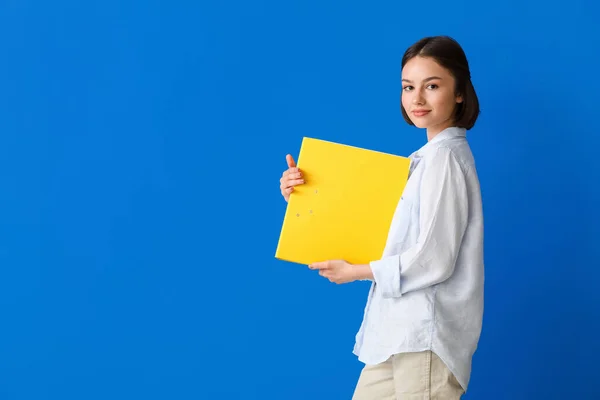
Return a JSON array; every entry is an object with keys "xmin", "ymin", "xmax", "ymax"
[{"xmin": 410, "ymin": 120, "xmax": 428, "ymax": 129}]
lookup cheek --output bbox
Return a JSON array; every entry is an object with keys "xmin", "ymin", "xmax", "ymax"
[
  {"xmin": 429, "ymin": 91, "xmax": 456, "ymax": 114},
  {"xmin": 401, "ymin": 92, "xmax": 410, "ymax": 110}
]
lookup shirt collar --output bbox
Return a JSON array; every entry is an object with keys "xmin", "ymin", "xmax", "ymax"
[{"xmin": 410, "ymin": 126, "xmax": 466, "ymax": 159}]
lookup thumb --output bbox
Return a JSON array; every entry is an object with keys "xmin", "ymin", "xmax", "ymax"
[{"xmin": 286, "ymin": 154, "xmax": 296, "ymax": 168}]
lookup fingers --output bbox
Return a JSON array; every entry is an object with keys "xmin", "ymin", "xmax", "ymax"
[
  {"xmin": 282, "ymin": 168, "xmax": 302, "ymax": 179},
  {"xmin": 286, "ymin": 154, "xmax": 296, "ymax": 168},
  {"xmin": 280, "ymin": 155, "xmax": 302, "ymax": 200},
  {"xmin": 286, "ymin": 178, "xmax": 304, "ymax": 187},
  {"xmin": 309, "ymin": 261, "xmax": 330, "ymax": 270},
  {"xmin": 319, "ymin": 270, "xmax": 337, "ymax": 284},
  {"xmin": 310, "ymin": 262, "xmax": 339, "ymax": 283},
  {"xmin": 280, "ymin": 179, "xmax": 304, "ymax": 193},
  {"xmin": 280, "ymin": 169, "xmax": 304, "ymax": 193},
  {"xmin": 280, "ymin": 171, "xmax": 303, "ymax": 182},
  {"xmin": 280, "ymin": 184, "xmax": 298, "ymax": 199}
]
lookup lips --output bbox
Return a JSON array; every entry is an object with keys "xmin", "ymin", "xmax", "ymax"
[{"xmin": 412, "ymin": 110, "xmax": 431, "ymax": 117}]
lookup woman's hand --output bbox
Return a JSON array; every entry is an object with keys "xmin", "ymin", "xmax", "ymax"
[
  {"xmin": 309, "ymin": 260, "xmax": 374, "ymax": 284},
  {"xmin": 279, "ymin": 154, "xmax": 304, "ymax": 202}
]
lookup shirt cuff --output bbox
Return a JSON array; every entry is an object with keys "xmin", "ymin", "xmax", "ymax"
[{"xmin": 369, "ymin": 255, "xmax": 402, "ymax": 298}]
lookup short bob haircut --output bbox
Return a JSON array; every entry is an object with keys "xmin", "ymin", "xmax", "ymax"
[{"xmin": 400, "ymin": 36, "xmax": 480, "ymax": 130}]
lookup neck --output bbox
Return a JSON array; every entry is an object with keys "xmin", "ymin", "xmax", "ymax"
[{"xmin": 426, "ymin": 120, "xmax": 454, "ymax": 141}]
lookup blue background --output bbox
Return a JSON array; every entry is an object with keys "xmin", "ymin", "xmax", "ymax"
[{"xmin": 0, "ymin": 1, "xmax": 598, "ymax": 399}]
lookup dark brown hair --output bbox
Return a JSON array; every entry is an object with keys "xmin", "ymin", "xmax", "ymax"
[{"xmin": 400, "ymin": 36, "xmax": 480, "ymax": 130}]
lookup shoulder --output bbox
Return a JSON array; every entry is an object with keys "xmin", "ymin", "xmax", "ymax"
[
  {"xmin": 419, "ymin": 144, "xmax": 475, "ymax": 180},
  {"xmin": 430, "ymin": 139, "xmax": 475, "ymax": 171}
]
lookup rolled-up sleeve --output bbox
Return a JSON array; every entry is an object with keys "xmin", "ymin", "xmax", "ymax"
[{"xmin": 370, "ymin": 147, "xmax": 469, "ymax": 298}]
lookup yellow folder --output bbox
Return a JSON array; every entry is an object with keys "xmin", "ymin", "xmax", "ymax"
[{"xmin": 275, "ymin": 137, "xmax": 411, "ymax": 266}]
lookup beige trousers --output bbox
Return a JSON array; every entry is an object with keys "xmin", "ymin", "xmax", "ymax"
[{"xmin": 352, "ymin": 351, "xmax": 464, "ymax": 400}]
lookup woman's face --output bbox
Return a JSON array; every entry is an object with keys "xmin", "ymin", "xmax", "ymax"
[{"xmin": 401, "ymin": 56, "xmax": 463, "ymax": 137}]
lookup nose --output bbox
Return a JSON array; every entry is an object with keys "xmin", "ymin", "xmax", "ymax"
[{"xmin": 412, "ymin": 92, "xmax": 425, "ymax": 105}]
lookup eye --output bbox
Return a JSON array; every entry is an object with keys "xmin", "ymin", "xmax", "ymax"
[
  {"xmin": 426, "ymin": 84, "xmax": 439, "ymax": 90},
  {"xmin": 402, "ymin": 85, "xmax": 414, "ymax": 91}
]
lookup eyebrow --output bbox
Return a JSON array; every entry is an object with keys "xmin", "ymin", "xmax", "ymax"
[{"xmin": 401, "ymin": 76, "xmax": 443, "ymax": 83}]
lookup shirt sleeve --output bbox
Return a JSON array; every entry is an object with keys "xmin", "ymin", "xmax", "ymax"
[{"xmin": 369, "ymin": 147, "xmax": 469, "ymax": 298}]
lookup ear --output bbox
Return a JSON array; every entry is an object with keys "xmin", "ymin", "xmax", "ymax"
[{"xmin": 456, "ymin": 93, "xmax": 464, "ymax": 103}]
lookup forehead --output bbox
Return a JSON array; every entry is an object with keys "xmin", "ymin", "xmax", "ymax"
[{"xmin": 402, "ymin": 56, "xmax": 452, "ymax": 80}]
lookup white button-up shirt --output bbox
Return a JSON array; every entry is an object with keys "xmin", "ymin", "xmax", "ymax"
[{"xmin": 353, "ymin": 126, "xmax": 484, "ymax": 391}]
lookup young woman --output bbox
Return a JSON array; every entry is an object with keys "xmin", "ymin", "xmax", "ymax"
[{"xmin": 279, "ymin": 36, "xmax": 484, "ymax": 399}]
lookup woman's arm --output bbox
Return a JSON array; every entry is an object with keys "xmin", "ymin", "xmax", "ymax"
[{"xmin": 369, "ymin": 147, "xmax": 469, "ymax": 298}]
